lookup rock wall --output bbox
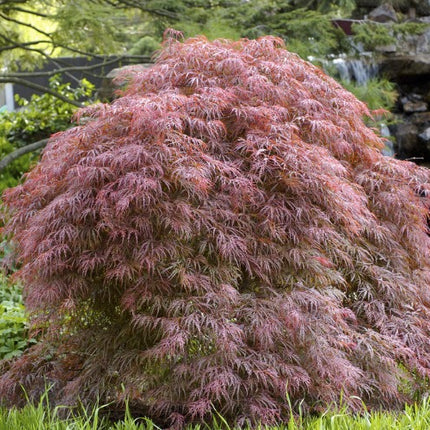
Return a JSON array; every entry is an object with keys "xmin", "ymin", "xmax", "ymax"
[
  {"xmin": 351, "ymin": 2, "xmax": 430, "ymax": 162},
  {"xmin": 379, "ymin": 24, "xmax": 430, "ymax": 161}
]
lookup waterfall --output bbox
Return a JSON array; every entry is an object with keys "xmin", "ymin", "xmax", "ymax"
[
  {"xmin": 380, "ymin": 123, "xmax": 395, "ymax": 157},
  {"xmin": 332, "ymin": 57, "xmax": 379, "ymax": 85}
]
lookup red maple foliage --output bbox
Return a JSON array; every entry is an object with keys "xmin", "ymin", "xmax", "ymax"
[{"xmin": 2, "ymin": 34, "xmax": 430, "ymax": 427}]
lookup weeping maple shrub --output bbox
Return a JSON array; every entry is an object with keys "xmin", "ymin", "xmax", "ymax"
[{"xmin": 2, "ymin": 33, "xmax": 430, "ymax": 427}]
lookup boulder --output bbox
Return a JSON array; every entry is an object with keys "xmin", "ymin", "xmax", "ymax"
[
  {"xmin": 394, "ymin": 121, "xmax": 419, "ymax": 157},
  {"xmin": 419, "ymin": 127, "xmax": 430, "ymax": 141},
  {"xmin": 403, "ymin": 100, "xmax": 428, "ymax": 113},
  {"xmin": 369, "ymin": 3, "xmax": 398, "ymax": 22},
  {"xmin": 375, "ymin": 43, "xmax": 397, "ymax": 53},
  {"xmin": 357, "ymin": 0, "xmax": 430, "ymax": 16},
  {"xmin": 410, "ymin": 111, "xmax": 430, "ymax": 125},
  {"xmin": 416, "ymin": 27, "xmax": 430, "ymax": 54},
  {"xmin": 379, "ymin": 54, "xmax": 430, "ymax": 80},
  {"xmin": 97, "ymin": 64, "xmax": 150, "ymax": 101}
]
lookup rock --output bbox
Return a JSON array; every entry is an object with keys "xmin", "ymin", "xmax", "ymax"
[
  {"xmin": 401, "ymin": 93, "xmax": 427, "ymax": 114},
  {"xmin": 400, "ymin": 96, "xmax": 409, "ymax": 105},
  {"xmin": 410, "ymin": 93, "xmax": 423, "ymax": 101},
  {"xmin": 375, "ymin": 44, "xmax": 397, "ymax": 53},
  {"xmin": 97, "ymin": 64, "xmax": 150, "ymax": 100},
  {"xmin": 417, "ymin": 27, "xmax": 430, "ymax": 54},
  {"xmin": 369, "ymin": 3, "xmax": 398, "ymax": 23},
  {"xmin": 395, "ymin": 122, "xmax": 419, "ymax": 157},
  {"xmin": 380, "ymin": 124, "xmax": 395, "ymax": 156},
  {"xmin": 394, "ymin": 113, "xmax": 430, "ymax": 160},
  {"xmin": 410, "ymin": 111, "xmax": 430, "ymax": 125},
  {"xmin": 419, "ymin": 127, "xmax": 430, "ymax": 143},
  {"xmin": 403, "ymin": 101, "xmax": 428, "ymax": 113},
  {"xmin": 357, "ymin": 1, "xmax": 430, "ymax": 16},
  {"xmin": 380, "ymin": 25, "xmax": 430, "ymax": 57},
  {"xmin": 380, "ymin": 54, "xmax": 430, "ymax": 80}
]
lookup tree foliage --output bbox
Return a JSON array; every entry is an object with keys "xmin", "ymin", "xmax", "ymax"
[
  {"xmin": 0, "ymin": 76, "xmax": 94, "ymax": 190},
  {"xmin": 0, "ymin": 0, "xmax": 157, "ymax": 103},
  {"xmin": 2, "ymin": 76, "xmax": 93, "ymax": 148},
  {"xmin": 351, "ymin": 21, "xmax": 429, "ymax": 52},
  {"xmin": 2, "ymin": 32, "xmax": 430, "ymax": 429}
]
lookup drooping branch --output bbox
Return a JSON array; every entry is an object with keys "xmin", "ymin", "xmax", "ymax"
[
  {"xmin": 3, "ymin": 6, "xmax": 53, "ymax": 18},
  {"xmin": 0, "ymin": 138, "xmax": 49, "ymax": 173},
  {"xmin": 0, "ymin": 12, "xmax": 52, "ymax": 39},
  {"xmin": 0, "ymin": 33, "xmax": 54, "ymax": 58},
  {"xmin": 1, "ymin": 55, "xmax": 151, "ymax": 79},
  {"xmin": 1, "ymin": 29, "xmax": 151, "ymax": 102},
  {"xmin": 0, "ymin": 77, "xmax": 83, "ymax": 107},
  {"xmin": 0, "ymin": 40, "xmax": 50, "ymax": 53}
]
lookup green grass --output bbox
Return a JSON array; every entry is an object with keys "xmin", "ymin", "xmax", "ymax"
[
  {"xmin": 2, "ymin": 395, "xmax": 430, "ymax": 429},
  {"xmin": 0, "ymin": 394, "xmax": 152, "ymax": 430}
]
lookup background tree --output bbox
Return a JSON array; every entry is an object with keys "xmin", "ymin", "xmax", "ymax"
[
  {"xmin": 1, "ymin": 34, "xmax": 430, "ymax": 428},
  {"xmin": 0, "ymin": 0, "xmax": 162, "ymax": 174},
  {"xmin": 2, "ymin": 0, "xmax": 406, "ymax": 173},
  {"xmin": 0, "ymin": 1, "xmax": 154, "ymax": 94}
]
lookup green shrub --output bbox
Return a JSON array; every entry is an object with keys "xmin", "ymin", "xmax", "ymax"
[
  {"xmin": 352, "ymin": 21, "xmax": 429, "ymax": 51},
  {"xmin": 2, "ymin": 76, "xmax": 93, "ymax": 148},
  {"xmin": 0, "ymin": 76, "xmax": 94, "ymax": 192},
  {"xmin": 351, "ymin": 22, "xmax": 395, "ymax": 50},
  {"xmin": 341, "ymin": 77, "xmax": 397, "ymax": 112},
  {"xmin": 129, "ymin": 36, "xmax": 161, "ymax": 56},
  {"xmin": 0, "ymin": 274, "xmax": 33, "ymax": 360}
]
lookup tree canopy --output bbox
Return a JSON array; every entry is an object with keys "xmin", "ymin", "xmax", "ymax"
[{"xmin": 1, "ymin": 34, "xmax": 430, "ymax": 428}]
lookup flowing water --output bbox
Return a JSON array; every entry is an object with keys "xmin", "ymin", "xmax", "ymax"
[
  {"xmin": 380, "ymin": 123, "xmax": 395, "ymax": 157},
  {"xmin": 332, "ymin": 56, "xmax": 379, "ymax": 85},
  {"xmin": 325, "ymin": 55, "xmax": 393, "ymax": 156}
]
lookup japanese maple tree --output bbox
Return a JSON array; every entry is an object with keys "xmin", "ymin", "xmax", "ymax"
[{"xmin": 1, "ymin": 33, "xmax": 430, "ymax": 427}]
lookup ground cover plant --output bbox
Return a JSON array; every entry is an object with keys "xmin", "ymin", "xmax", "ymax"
[
  {"xmin": 0, "ymin": 273, "xmax": 30, "ymax": 361},
  {"xmin": 1, "ymin": 33, "xmax": 430, "ymax": 428}
]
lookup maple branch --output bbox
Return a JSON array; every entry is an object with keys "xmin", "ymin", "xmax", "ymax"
[
  {"xmin": 1, "ymin": 55, "xmax": 151, "ymax": 79},
  {"xmin": 1, "ymin": 34, "xmax": 111, "ymax": 85},
  {"xmin": 0, "ymin": 33, "xmax": 53, "ymax": 58},
  {"xmin": 52, "ymin": 44, "xmax": 107, "ymax": 59},
  {"xmin": 0, "ymin": 12, "xmax": 52, "ymax": 39},
  {"xmin": 0, "ymin": 77, "xmax": 83, "ymax": 107},
  {"xmin": 0, "ymin": 138, "xmax": 49, "ymax": 173},
  {"xmin": 3, "ymin": 6, "xmax": 53, "ymax": 18},
  {"xmin": 0, "ymin": 40, "xmax": 50, "ymax": 53}
]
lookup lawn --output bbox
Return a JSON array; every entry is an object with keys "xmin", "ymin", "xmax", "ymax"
[{"xmin": 1, "ymin": 395, "xmax": 430, "ymax": 429}]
